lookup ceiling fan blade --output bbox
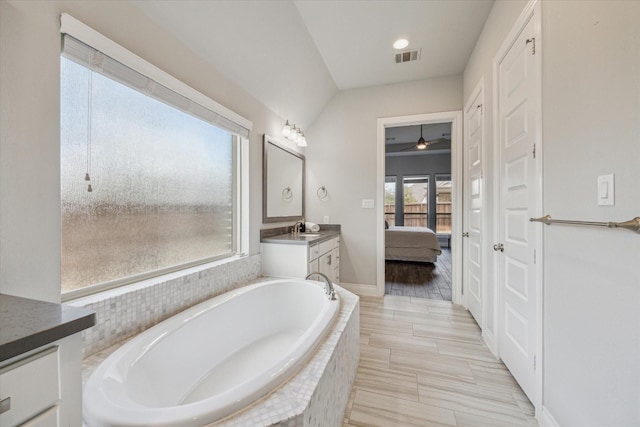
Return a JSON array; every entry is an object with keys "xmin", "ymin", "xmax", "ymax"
[{"xmin": 424, "ymin": 137, "xmax": 450, "ymax": 146}]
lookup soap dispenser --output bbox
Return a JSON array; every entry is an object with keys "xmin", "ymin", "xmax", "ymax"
[{"xmin": 300, "ymin": 218, "xmax": 305, "ymax": 233}]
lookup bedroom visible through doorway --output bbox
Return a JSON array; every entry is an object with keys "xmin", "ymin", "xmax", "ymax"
[{"xmin": 384, "ymin": 122, "xmax": 453, "ymax": 301}]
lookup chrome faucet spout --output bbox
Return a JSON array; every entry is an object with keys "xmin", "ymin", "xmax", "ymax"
[
  {"xmin": 292, "ymin": 221, "xmax": 303, "ymax": 235},
  {"xmin": 305, "ymin": 272, "xmax": 336, "ymax": 300}
]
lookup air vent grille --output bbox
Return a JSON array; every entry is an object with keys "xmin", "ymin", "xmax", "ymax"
[{"xmin": 395, "ymin": 49, "xmax": 421, "ymax": 64}]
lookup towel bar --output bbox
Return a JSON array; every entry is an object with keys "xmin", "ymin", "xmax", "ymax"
[{"xmin": 529, "ymin": 215, "xmax": 640, "ymax": 234}]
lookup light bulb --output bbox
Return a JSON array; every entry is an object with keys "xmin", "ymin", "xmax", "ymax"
[
  {"xmin": 298, "ymin": 132, "xmax": 307, "ymax": 147},
  {"xmin": 282, "ymin": 120, "xmax": 292, "ymax": 138}
]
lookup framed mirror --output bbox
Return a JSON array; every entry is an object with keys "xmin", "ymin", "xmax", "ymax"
[{"xmin": 263, "ymin": 134, "xmax": 305, "ymax": 223}]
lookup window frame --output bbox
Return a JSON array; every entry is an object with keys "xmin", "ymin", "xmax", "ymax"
[
  {"xmin": 60, "ymin": 15, "xmax": 251, "ymax": 301},
  {"xmin": 384, "ymin": 175, "xmax": 397, "ymax": 226},
  {"xmin": 402, "ymin": 175, "xmax": 429, "ymax": 228},
  {"xmin": 435, "ymin": 174, "xmax": 452, "ymax": 234}
]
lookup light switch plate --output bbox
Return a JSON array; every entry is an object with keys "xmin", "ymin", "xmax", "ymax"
[
  {"xmin": 597, "ymin": 174, "xmax": 614, "ymax": 206},
  {"xmin": 362, "ymin": 199, "xmax": 375, "ymax": 209}
]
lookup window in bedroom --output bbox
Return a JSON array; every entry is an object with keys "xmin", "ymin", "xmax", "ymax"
[
  {"xmin": 384, "ymin": 176, "xmax": 397, "ymax": 226},
  {"xmin": 60, "ymin": 32, "xmax": 249, "ymax": 298},
  {"xmin": 402, "ymin": 175, "xmax": 428, "ymax": 227},
  {"xmin": 436, "ymin": 174, "xmax": 452, "ymax": 233}
]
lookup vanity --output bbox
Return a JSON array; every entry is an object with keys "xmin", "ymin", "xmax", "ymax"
[
  {"xmin": 261, "ymin": 227, "xmax": 340, "ymax": 283},
  {"xmin": 0, "ymin": 294, "xmax": 95, "ymax": 426},
  {"xmin": 261, "ymin": 134, "xmax": 340, "ymax": 283}
]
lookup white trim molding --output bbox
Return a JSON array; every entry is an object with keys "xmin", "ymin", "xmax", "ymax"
[
  {"xmin": 339, "ymin": 282, "xmax": 380, "ymax": 298},
  {"xmin": 539, "ymin": 407, "xmax": 562, "ymax": 427}
]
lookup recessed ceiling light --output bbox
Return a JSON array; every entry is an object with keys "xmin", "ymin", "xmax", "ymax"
[{"xmin": 393, "ymin": 39, "xmax": 409, "ymax": 50}]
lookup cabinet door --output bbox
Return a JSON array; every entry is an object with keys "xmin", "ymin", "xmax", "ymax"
[
  {"xmin": 318, "ymin": 251, "xmax": 336, "ymax": 283},
  {"xmin": 308, "ymin": 258, "xmax": 319, "ymax": 275},
  {"xmin": 0, "ymin": 347, "xmax": 59, "ymax": 427}
]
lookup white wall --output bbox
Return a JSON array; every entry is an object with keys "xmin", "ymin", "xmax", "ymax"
[
  {"xmin": 0, "ymin": 0, "xmax": 285, "ymax": 302},
  {"xmin": 462, "ymin": 0, "xmax": 529, "ymax": 337},
  {"xmin": 464, "ymin": 0, "xmax": 640, "ymax": 424},
  {"xmin": 541, "ymin": 1, "xmax": 640, "ymax": 425},
  {"xmin": 305, "ymin": 76, "xmax": 462, "ymax": 287}
]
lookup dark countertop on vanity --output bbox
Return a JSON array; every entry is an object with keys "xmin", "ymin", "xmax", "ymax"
[
  {"xmin": 0, "ymin": 293, "xmax": 96, "ymax": 362},
  {"xmin": 260, "ymin": 225, "xmax": 340, "ymax": 246}
]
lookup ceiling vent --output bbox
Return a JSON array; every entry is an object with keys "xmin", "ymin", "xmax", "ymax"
[{"xmin": 395, "ymin": 49, "xmax": 421, "ymax": 64}]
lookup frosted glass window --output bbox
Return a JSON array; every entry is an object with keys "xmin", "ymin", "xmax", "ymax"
[{"xmin": 61, "ymin": 57, "xmax": 235, "ymax": 293}]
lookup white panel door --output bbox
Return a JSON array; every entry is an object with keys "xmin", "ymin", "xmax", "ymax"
[
  {"xmin": 463, "ymin": 84, "xmax": 484, "ymax": 327},
  {"xmin": 497, "ymin": 16, "xmax": 539, "ymax": 401}
]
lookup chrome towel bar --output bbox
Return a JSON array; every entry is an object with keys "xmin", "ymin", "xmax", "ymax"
[{"xmin": 529, "ymin": 215, "xmax": 640, "ymax": 234}]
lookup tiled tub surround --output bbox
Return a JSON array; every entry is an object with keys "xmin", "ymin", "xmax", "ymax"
[
  {"xmin": 70, "ymin": 254, "xmax": 261, "ymax": 358},
  {"xmin": 82, "ymin": 283, "xmax": 359, "ymax": 427}
]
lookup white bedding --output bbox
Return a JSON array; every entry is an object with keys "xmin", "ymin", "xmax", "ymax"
[{"xmin": 385, "ymin": 226, "xmax": 442, "ymax": 262}]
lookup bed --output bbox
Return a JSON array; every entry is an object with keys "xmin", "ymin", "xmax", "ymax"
[{"xmin": 385, "ymin": 225, "xmax": 442, "ymax": 263}]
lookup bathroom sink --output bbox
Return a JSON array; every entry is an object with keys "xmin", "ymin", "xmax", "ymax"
[{"xmin": 299, "ymin": 233, "xmax": 320, "ymax": 238}]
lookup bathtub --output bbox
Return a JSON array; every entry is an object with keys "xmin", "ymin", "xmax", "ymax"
[{"xmin": 83, "ymin": 278, "xmax": 340, "ymax": 427}]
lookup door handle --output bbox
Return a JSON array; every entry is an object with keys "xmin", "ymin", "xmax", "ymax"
[
  {"xmin": 462, "ymin": 232, "xmax": 470, "ymax": 238},
  {"xmin": 326, "ymin": 254, "xmax": 332, "ymax": 266},
  {"xmin": 0, "ymin": 397, "xmax": 10, "ymax": 415},
  {"xmin": 493, "ymin": 243, "xmax": 504, "ymax": 252}
]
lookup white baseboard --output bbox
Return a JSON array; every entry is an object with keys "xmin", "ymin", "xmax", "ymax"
[
  {"xmin": 482, "ymin": 329, "xmax": 498, "ymax": 357},
  {"xmin": 539, "ymin": 406, "xmax": 561, "ymax": 427},
  {"xmin": 339, "ymin": 282, "xmax": 380, "ymax": 297}
]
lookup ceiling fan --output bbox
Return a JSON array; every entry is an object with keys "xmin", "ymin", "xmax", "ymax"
[
  {"xmin": 416, "ymin": 124, "xmax": 430, "ymax": 150},
  {"xmin": 395, "ymin": 125, "xmax": 449, "ymax": 152}
]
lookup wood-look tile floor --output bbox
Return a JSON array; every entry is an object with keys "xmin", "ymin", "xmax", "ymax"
[
  {"xmin": 343, "ymin": 295, "xmax": 538, "ymax": 427},
  {"xmin": 385, "ymin": 248, "xmax": 452, "ymax": 301}
]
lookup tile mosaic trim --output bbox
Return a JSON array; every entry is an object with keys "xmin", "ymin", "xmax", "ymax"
[
  {"xmin": 72, "ymin": 254, "xmax": 261, "ymax": 358},
  {"xmin": 81, "ymin": 283, "xmax": 360, "ymax": 427}
]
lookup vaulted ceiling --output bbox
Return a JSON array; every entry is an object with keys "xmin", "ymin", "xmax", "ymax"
[{"xmin": 132, "ymin": 0, "xmax": 494, "ymax": 129}]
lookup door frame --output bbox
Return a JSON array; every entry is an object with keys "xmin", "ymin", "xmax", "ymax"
[
  {"xmin": 462, "ymin": 77, "xmax": 487, "ymax": 331},
  {"xmin": 491, "ymin": 0, "xmax": 543, "ymax": 412},
  {"xmin": 376, "ymin": 111, "xmax": 463, "ymax": 302}
]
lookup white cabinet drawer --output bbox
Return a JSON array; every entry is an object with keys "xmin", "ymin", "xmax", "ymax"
[
  {"xmin": 0, "ymin": 347, "xmax": 60, "ymax": 427},
  {"xmin": 318, "ymin": 237, "xmax": 337, "ymax": 256}
]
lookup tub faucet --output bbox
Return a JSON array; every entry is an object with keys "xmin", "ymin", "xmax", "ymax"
[{"xmin": 306, "ymin": 272, "xmax": 336, "ymax": 300}]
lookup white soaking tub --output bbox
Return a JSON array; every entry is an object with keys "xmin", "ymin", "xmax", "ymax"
[{"xmin": 83, "ymin": 279, "xmax": 340, "ymax": 427}]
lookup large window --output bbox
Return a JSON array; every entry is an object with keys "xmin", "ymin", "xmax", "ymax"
[
  {"xmin": 60, "ymin": 32, "xmax": 248, "ymax": 297},
  {"xmin": 402, "ymin": 176, "xmax": 429, "ymax": 227}
]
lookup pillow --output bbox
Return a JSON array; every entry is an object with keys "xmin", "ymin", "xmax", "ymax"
[{"xmin": 384, "ymin": 220, "xmax": 389, "ymax": 229}]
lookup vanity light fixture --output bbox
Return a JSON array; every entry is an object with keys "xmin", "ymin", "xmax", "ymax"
[
  {"xmin": 282, "ymin": 120, "xmax": 308, "ymax": 147},
  {"xmin": 282, "ymin": 120, "xmax": 292, "ymax": 138},
  {"xmin": 393, "ymin": 38, "xmax": 409, "ymax": 50}
]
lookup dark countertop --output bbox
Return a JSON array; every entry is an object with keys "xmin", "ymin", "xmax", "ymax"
[
  {"xmin": 260, "ymin": 229, "xmax": 340, "ymax": 246},
  {"xmin": 0, "ymin": 293, "xmax": 96, "ymax": 362}
]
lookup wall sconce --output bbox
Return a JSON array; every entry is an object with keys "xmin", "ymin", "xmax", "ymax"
[{"xmin": 282, "ymin": 120, "xmax": 307, "ymax": 147}]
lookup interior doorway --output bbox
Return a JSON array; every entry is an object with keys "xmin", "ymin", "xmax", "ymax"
[
  {"xmin": 383, "ymin": 123, "xmax": 453, "ymax": 300},
  {"xmin": 375, "ymin": 111, "xmax": 462, "ymax": 303}
]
